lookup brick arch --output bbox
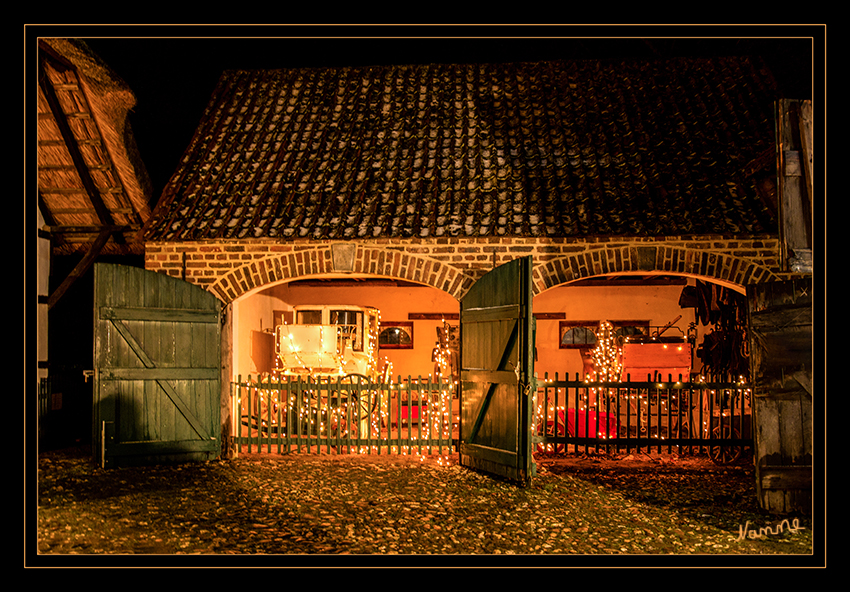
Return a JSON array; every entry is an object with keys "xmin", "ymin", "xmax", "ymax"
[
  {"xmin": 351, "ymin": 246, "xmax": 473, "ymax": 299},
  {"xmin": 533, "ymin": 244, "xmax": 782, "ymax": 294},
  {"xmin": 208, "ymin": 244, "xmax": 474, "ymax": 303}
]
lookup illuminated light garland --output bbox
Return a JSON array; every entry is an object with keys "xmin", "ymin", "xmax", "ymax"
[
  {"xmin": 242, "ymin": 310, "xmax": 458, "ymax": 462},
  {"xmin": 529, "ymin": 363, "xmax": 755, "ymax": 456},
  {"xmin": 582, "ymin": 320, "xmax": 622, "ymax": 412}
]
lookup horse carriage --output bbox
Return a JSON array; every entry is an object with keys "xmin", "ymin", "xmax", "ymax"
[{"xmin": 242, "ymin": 304, "xmax": 386, "ymax": 443}]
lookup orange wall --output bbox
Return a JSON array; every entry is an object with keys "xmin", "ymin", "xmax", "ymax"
[
  {"xmin": 534, "ymin": 283, "xmax": 696, "ymax": 381},
  {"xmin": 233, "ymin": 280, "xmax": 459, "ymax": 380},
  {"xmin": 233, "ymin": 278, "xmax": 697, "ymax": 382}
]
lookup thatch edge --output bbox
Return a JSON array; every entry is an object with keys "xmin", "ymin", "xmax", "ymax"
[{"xmin": 40, "ymin": 38, "xmax": 154, "ymax": 223}]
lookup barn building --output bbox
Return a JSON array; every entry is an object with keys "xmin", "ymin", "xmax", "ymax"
[
  {"xmin": 140, "ymin": 55, "xmax": 806, "ymax": 381},
  {"xmin": 37, "ymin": 41, "xmax": 814, "ymax": 512},
  {"xmin": 140, "ymin": 55, "xmax": 813, "ymax": 510}
]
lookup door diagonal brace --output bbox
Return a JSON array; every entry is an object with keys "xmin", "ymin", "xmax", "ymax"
[
  {"xmin": 467, "ymin": 381, "xmax": 498, "ymax": 444},
  {"xmin": 108, "ymin": 319, "xmax": 213, "ymax": 441}
]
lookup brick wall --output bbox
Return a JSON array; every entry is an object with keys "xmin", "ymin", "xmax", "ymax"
[{"xmin": 144, "ymin": 235, "xmax": 785, "ymax": 304}]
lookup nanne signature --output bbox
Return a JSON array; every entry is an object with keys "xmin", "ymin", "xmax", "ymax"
[{"xmin": 736, "ymin": 518, "xmax": 803, "ymax": 542}]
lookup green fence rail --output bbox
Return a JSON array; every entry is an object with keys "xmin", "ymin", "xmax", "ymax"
[
  {"xmin": 232, "ymin": 375, "xmax": 458, "ymax": 456},
  {"xmin": 232, "ymin": 372, "xmax": 753, "ymax": 464},
  {"xmin": 534, "ymin": 372, "xmax": 754, "ymax": 464}
]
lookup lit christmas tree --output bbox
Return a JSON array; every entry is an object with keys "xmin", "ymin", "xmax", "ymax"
[
  {"xmin": 584, "ymin": 320, "xmax": 622, "ymax": 412},
  {"xmin": 590, "ymin": 320, "xmax": 623, "ymax": 383}
]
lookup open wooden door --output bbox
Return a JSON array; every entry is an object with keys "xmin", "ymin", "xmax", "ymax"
[
  {"xmin": 459, "ymin": 256, "xmax": 536, "ymax": 483},
  {"xmin": 93, "ymin": 263, "xmax": 222, "ymax": 468}
]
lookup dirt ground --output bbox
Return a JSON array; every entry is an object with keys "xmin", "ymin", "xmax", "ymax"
[{"xmin": 30, "ymin": 445, "xmax": 818, "ymax": 567}]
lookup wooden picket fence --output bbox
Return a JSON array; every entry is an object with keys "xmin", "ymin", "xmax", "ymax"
[
  {"xmin": 232, "ymin": 375, "xmax": 457, "ymax": 456},
  {"xmin": 232, "ymin": 373, "xmax": 753, "ymax": 464}
]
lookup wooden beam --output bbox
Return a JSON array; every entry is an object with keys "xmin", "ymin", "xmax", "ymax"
[
  {"xmin": 532, "ymin": 312, "xmax": 566, "ymax": 320},
  {"xmin": 38, "ymin": 46, "xmax": 128, "ymax": 247},
  {"xmin": 37, "ymin": 190, "xmax": 57, "ymax": 227},
  {"xmin": 39, "ymin": 187, "xmax": 126, "ymax": 195},
  {"xmin": 39, "ymin": 55, "xmax": 113, "ymax": 228},
  {"xmin": 290, "ymin": 278, "xmax": 425, "ymax": 288},
  {"xmin": 47, "ymin": 228, "xmax": 112, "ymax": 310},
  {"xmin": 797, "ymin": 101, "xmax": 814, "ymax": 218},
  {"xmin": 776, "ymin": 99, "xmax": 812, "ymax": 271},
  {"xmin": 44, "ymin": 224, "xmax": 140, "ymax": 235},
  {"xmin": 570, "ymin": 276, "xmax": 687, "ymax": 287},
  {"xmin": 408, "ymin": 313, "xmax": 459, "ymax": 320}
]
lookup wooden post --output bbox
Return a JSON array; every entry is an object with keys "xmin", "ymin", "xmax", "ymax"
[{"xmin": 776, "ymin": 99, "xmax": 813, "ymax": 273}]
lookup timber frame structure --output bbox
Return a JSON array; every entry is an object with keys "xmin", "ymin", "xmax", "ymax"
[{"xmin": 36, "ymin": 38, "xmax": 153, "ymax": 310}]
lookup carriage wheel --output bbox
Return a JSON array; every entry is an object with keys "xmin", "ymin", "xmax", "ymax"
[
  {"xmin": 243, "ymin": 389, "xmax": 283, "ymax": 434},
  {"xmin": 330, "ymin": 374, "xmax": 374, "ymax": 448},
  {"xmin": 341, "ymin": 374, "xmax": 376, "ymax": 418},
  {"xmin": 709, "ymin": 425, "xmax": 741, "ymax": 465}
]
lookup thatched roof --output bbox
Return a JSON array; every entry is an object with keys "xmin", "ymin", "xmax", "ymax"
[
  {"xmin": 37, "ymin": 38, "xmax": 153, "ymax": 256},
  {"xmin": 144, "ymin": 56, "xmax": 781, "ymax": 243}
]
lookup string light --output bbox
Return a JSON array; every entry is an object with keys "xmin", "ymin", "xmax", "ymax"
[
  {"xmin": 240, "ymin": 306, "xmax": 460, "ymax": 461},
  {"xmin": 584, "ymin": 320, "xmax": 622, "ymax": 412}
]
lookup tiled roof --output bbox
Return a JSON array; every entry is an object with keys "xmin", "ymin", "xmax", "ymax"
[{"xmin": 144, "ymin": 57, "xmax": 780, "ymax": 242}]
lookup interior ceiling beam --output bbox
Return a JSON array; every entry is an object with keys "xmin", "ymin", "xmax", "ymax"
[
  {"xmin": 571, "ymin": 276, "xmax": 687, "ymax": 287},
  {"xmin": 408, "ymin": 313, "xmax": 459, "ymax": 320},
  {"xmin": 289, "ymin": 278, "xmax": 424, "ymax": 288},
  {"xmin": 288, "ymin": 276, "xmax": 686, "ymax": 289}
]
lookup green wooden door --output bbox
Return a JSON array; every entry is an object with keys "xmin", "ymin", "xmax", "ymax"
[
  {"xmin": 93, "ymin": 263, "xmax": 222, "ymax": 468},
  {"xmin": 459, "ymin": 256, "xmax": 536, "ymax": 483}
]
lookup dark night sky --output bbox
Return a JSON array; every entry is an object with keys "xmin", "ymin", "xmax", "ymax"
[{"xmin": 34, "ymin": 24, "xmax": 821, "ymax": 206}]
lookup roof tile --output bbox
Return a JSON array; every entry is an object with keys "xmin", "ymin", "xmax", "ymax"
[{"xmin": 145, "ymin": 57, "xmax": 779, "ymax": 242}]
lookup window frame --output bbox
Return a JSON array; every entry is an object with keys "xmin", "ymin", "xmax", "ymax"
[
  {"xmin": 330, "ymin": 309, "xmax": 365, "ymax": 352},
  {"xmin": 378, "ymin": 321, "xmax": 414, "ymax": 350},
  {"xmin": 558, "ymin": 320, "xmax": 650, "ymax": 349}
]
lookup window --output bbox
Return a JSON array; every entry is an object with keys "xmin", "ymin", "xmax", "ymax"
[
  {"xmin": 331, "ymin": 309, "xmax": 364, "ymax": 351},
  {"xmin": 559, "ymin": 322, "xmax": 599, "ymax": 349},
  {"xmin": 559, "ymin": 320, "xmax": 649, "ymax": 349},
  {"xmin": 296, "ymin": 309, "xmax": 323, "ymax": 325},
  {"xmin": 379, "ymin": 322, "xmax": 414, "ymax": 349},
  {"xmin": 615, "ymin": 324, "xmax": 648, "ymax": 341}
]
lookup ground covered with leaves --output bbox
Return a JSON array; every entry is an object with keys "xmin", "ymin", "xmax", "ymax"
[{"xmin": 31, "ymin": 447, "xmax": 816, "ymax": 566}]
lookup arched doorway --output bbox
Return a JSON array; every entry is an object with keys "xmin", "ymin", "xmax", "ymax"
[
  {"xmin": 230, "ymin": 273, "xmax": 460, "ymax": 382},
  {"xmin": 228, "ymin": 272, "xmax": 461, "ymax": 457},
  {"xmin": 530, "ymin": 271, "xmax": 753, "ymax": 464},
  {"xmin": 532, "ymin": 272, "xmax": 749, "ymax": 382}
]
